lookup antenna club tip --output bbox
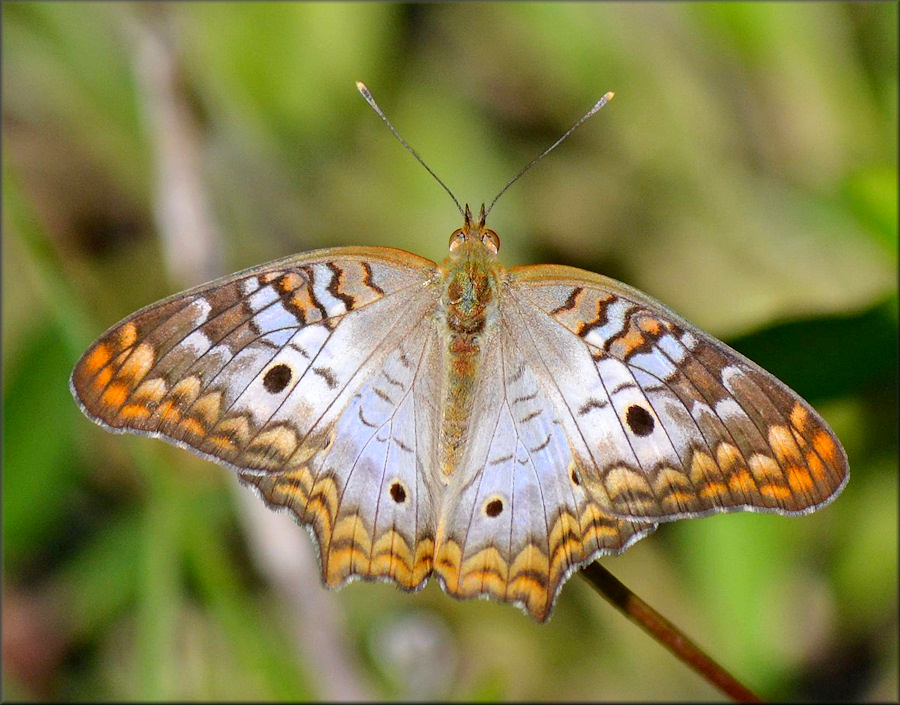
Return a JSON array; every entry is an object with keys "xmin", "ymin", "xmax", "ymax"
[
  {"xmin": 604, "ymin": 91, "xmax": 615, "ymax": 101},
  {"xmin": 356, "ymin": 80, "xmax": 369, "ymax": 95}
]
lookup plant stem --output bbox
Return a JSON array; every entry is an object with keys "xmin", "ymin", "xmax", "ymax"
[{"xmin": 580, "ymin": 563, "xmax": 762, "ymax": 702}]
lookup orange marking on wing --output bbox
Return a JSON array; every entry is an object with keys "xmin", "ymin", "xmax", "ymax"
[
  {"xmin": 637, "ymin": 316, "xmax": 662, "ymax": 335},
  {"xmin": 699, "ymin": 481, "xmax": 729, "ymax": 500},
  {"xmin": 760, "ymin": 483, "xmax": 791, "ymax": 501},
  {"xmin": 435, "ymin": 539, "xmax": 461, "ymax": 569},
  {"xmin": 372, "ymin": 530, "xmax": 411, "ymax": 560},
  {"xmin": 111, "ymin": 349, "xmax": 131, "ymax": 367},
  {"xmin": 169, "ymin": 376, "xmax": 201, "ymax": 404},
  {"xmin": 275, "ymin": 467, "xmax": 312, "ymax": 492},
  {"xmin": 789, "ymin": 425, "xmax": 810, "ymax": 452},
  {"xmin": 333, "ymin": 523, "xmax": 374, "ymax": 577},
  {"xmin": 579, "ymin": 503, "xmax": 602, "ymax": 532},
  {"xmin": 206, "ymin": 434, "xmax": 237, "ymax": 456},
  {"xmin": 290, "ymin": 288, "xmax": 318, "ymax": 320},
  {"xmin": 119, "ymin": 404, "xmax": 151, "ymax": 422},
  {"xmin": 654, "ymin": 467, "xmax": 691, "ymax": 494},
  {"xmin": 279, "ymin": 272, "xmax": 305, "ymax": 292},
  {"xmin": 326, "ymin": 546, "xmax": 368, "ymax": 585},
  {"xmin": 215, "ymin": 416, "xmax": 251, "ymax": 444},
  {"xmin": 590, "ymin": 520, "xmax": 620, "ymax": 539},
  {"xmin": 619, "ymin": 325, "xmax": 645, "ymax": 355},
  {"xmin": 607, "ymin": 324, "xmax": 644, "ymax": 358},
  {"xmin": 550, "ymin": 539, "xmax": 583, "ymax": 578},
  {"xmin": 787, "ymin": 466, "xmax": 814, "ymax": 494},
  {"xmin": 179, "ymin": 417, "xmax": 207, "ymax": 438},
  {"xmin": 309, "ymin": 477, "xmax": 339, "ymax": 520},
  {"xmin": 806, "ymin": 450, "xmax": 826, "ymax": 479},
  {"xmin": 716, "ymin": 442, "xmax": 744, "ymax": 471},
  {"xmin": 460, "ymin": 547, "xmax": 509, "ymax": 594},
  {"xmin": 132, "ymin": 377, "xmax": 168, "ymax": 403},
  {"xmin": 304, "ymin": 497, "xmax": 334, "ymax": 537},
  {"xmin": 412, "ymin": 538, "xmax": 435, "ymax": 583},
  {"xmin": 118, "ymin": 343, "xmax": 156, "ymax": 382},
  {"xmin": 509, "ymin": 544, "xmax": 549, "ymax": 579},
  {"xmin": 267, "ymin": 470, "xmax": 310, "ymax": 506},
  {"xmin": 661, "ymin": 490, "xmax": 695, "ymax": 511},
  {"xmin": 101, "ymin": 382, "xmax": 130, "ymax": 408},
  {"xmin": 749, "ymin": 454, "xmax": 783, "ymax": 482},
  {"xmin": 605, "ymin": 466, "xmax": 654, "ymax": 499},
  {"xmin": 434, "ymin": 539, "xmax": 462, "ymax": 587},
  {"xmin": 92, "ymin": 367, "xmax": 114, "ymax": 392},
  {"xmin": 119, "ymin": 404, "xmax": 150, "ymax": 421},
  {"xmin": 157, "ymin": 399, "xmax": 181, "ymax": 424},
  {"xmin": 332, "ymin": 516, "xmax": 372, "ymax": 553},
  {"xmin": 250, "ymin": 426, "xmax": 298, "ymax": 460},
  {"xmin": 548, "ymin": 512, "xmax": 580, "ymax": 555},
  {"xmin": 372, "ymin": 530, "xmax": 414, "ymax": 582},
  {"xmin": 813, "ymin": 430, "xmax": 838, "ymax": 464},
  {"xmin": 689, "ymin": 450, "xmax": 717, "ymax": 482},
  {"xmin": 728, "ymin": 469, "xmax": 757, "ymax": 495},
  {"xmin": 83, "ymin": 344, "xmax": 111, "ymax": 373},
  {"xmin": 507, "ymin": 574, "xmax": 547, "ymax": 605},
  {"xmin": 285, "ymin": 467, "xmax": 313, "ymax": 496},
  {"xmin": 463, "ymin": 570, "xmax": 507, "ymax": 598},
  {"xmin": 371, "ymin": 550, "xmax": 413, "ymax": 585},
  {"xmin": 117, "ymin": 322, "xmax": 138, "ymax": 349},
  {"xmin": 507, "ymin": 567, "xmax": 550, "ymax": 620},
  {"xmin": 790, "ymin": 402, "xmax": 810, "ymax": 430},
  {"xmin": 769, "ymin": 424, "xmax": 803, "ymax": 465},
  {"xmin": 581, "ymin": 506, "xmax": 617, "ymax": 547},
  {"xmin": 191, "ymin": 392, "xmax": 223, "ymax": 426}
]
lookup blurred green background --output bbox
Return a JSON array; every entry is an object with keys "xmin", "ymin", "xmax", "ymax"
[{"xmin": 2, "ymin": 2, "xmax": 897, "ymax": 700}]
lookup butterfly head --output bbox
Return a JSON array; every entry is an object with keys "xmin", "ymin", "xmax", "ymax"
[{"xmin": 449, "ymin": 203, "xmax": 500, "ymax": 258}]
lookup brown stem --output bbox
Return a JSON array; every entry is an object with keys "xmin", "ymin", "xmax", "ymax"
[{"xmin": 580, "ymin": 562, "xmax": 762, "ymax": 702}]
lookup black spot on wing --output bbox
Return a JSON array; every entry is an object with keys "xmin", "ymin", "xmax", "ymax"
[
  {"xmin": 485, "ymin": 499, "xmax": 503, "ymax": 517},
  {"xmin": 390, "ymin": 481, "xmax": 406, "ymax": 503},
  {"xmin": 263, "ymin": 364, "xmax": 292, "ymax": 393},
  {"xmin": 625, "ymin": 405, "xmax": 655, "ymax": 436}
]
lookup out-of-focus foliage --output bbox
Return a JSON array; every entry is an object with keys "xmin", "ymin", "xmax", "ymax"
[{"xmin": 3, "ymin": 2, "xmax": 896, "ymax": 701}]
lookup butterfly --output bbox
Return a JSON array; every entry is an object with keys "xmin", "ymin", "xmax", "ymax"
[{"xmin": 70, "ymin": 85, "xmax": 848, "ymax": 622}]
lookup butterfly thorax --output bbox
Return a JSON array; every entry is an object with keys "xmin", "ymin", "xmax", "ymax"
[{"xmin": 436, "ymin": 219, "xmax": 504, "ymax": 478}]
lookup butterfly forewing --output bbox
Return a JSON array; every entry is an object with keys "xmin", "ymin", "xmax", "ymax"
[
  {"xmin": 509, "ymin": 264, "xmax": 849, "ymax": 523},
  {"xmin": 70, "ymin": 246, "xmax": 439, "ymax": 472}
]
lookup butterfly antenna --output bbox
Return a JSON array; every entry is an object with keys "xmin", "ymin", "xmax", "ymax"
[
  {"xmin": 483, "ymin": 91, "xmax": 615, "ymax": 220},
  {"xmin": 356, "ymin": 81, "xmax": 465, "ymax": 219}
]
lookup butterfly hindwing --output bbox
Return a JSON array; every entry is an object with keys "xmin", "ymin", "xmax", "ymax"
[
  {"xmin": 240, "ymin": 318, "xmax": 444, "ymax": 591},
  {"xmin": 433, "ymin": 310, "xmax": 657, "ymax": 621}
]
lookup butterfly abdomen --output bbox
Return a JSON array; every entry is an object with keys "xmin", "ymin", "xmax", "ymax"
[{"xmin": 436, "ymin": 256, "xmax": 503, "ymax": 478}]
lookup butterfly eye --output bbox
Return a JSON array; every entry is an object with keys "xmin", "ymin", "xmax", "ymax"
[
  {"xmin": 448, "ymin": 229, "xmax": 466, "ymax": 251},
  {"xmin": 481, "ymin": 229, "xmax": 500, "ymax": 254}
]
